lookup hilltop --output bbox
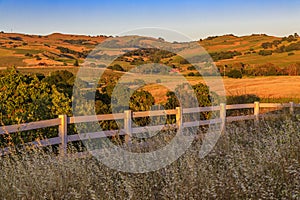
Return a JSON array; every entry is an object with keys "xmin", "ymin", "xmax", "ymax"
[
  {"xmin": 0, "ymin": 32, "xmax": 108, "ymax": 67},
  {"xmin": 0, "ymin": 32, "xmax": 299, "ymax": 69}
]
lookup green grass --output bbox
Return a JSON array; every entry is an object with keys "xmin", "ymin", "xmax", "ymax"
[{"xmin": 0, "ymin": 117, "xmax": 299, "ymax": 199}]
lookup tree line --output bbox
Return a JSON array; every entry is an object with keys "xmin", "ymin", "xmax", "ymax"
[{"xmin": 0, "ymin": 69, "xmax": 217, "ymax": 146}]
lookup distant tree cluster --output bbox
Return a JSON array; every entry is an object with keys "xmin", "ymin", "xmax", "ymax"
[
  {"xmin": 282, "ymin": 34, "xmax": 298, "ymax": 42},
  {"xmin": 210, "ymin": 51, "xmax": 242, "ymax": 61},
  {"xmin": 220, "ymin": 62, "xmax": 300, "ymax": 77},
  {"xmin": 258, "ymin": 50, "xmax": 273, "ymax": 56},
  {"xmin": 259, "ymin": 41, "xmax": 300, "ymax": 55},
  {"xmin": 56, "ymin": 46, "xmax": 90, "ymax": 58},
  {"xmin": 8, "ymin": 36, "xmax": 23, "ymax": 41},
  {"xmin": 227, "ymin": 69, "xmax": 242, "ymax": 78}
]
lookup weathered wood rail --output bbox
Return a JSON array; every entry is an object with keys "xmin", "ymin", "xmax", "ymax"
[{"xmin": 0, "ymin": 102, "xmax": 298, "ymax": 156}]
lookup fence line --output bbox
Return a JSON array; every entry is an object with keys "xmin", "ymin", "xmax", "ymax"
[{"xmin": 0, "ymin": 101, "xmax": 298, "ymax": 156}]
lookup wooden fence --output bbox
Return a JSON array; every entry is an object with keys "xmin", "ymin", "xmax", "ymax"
[{"xmin": 0, "ymin": 102, "xmax": 299, "ymax": 156}]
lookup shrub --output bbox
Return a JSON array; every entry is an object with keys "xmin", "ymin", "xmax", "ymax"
[
  {"xmin": 210, "ymin": 51, "xmax": 242, "ymax": 61},
  {"xmin": 35, "ymin": 55, "xmax": 42, "ymax": 60},
  {"xmin": 187, "ymin": 66, "xmax": 196, "ymax": 70},
  {"xmin": 194, "ymin": 72, "xmax": 201, "ymax": 76},
  {"xmin": 107, "ymin": 64, "xmax": 125, "ymax": 72},
  {"xmin": 74, "ymin": 60, "xmax": 79, "ymax": 66},
  {"xmin": 227, "ymin": 69, "xmax": 242, "ymax": 78},
  {"xmin": 227, "ymin": 94, "xmax": 260, "ymax": 105},
  {"xmin": 258, "ymin": 50, "xmax": 273, "ymax": 56},
  {"xmin": 25, "ymin": 53, "xmax": 33, "ymax": 57}
]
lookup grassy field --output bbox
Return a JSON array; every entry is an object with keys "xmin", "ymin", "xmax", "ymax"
[
  {"xmin": 0, "ymin": 117, "xmax": 299, "ymax": 199},
  {"xmin": 187, "ymin": 76, "xmax": 300, "ymax": 98},
  {"xmin": 143, "ymin": 76, "xmax": 300, "ymax": 103}
]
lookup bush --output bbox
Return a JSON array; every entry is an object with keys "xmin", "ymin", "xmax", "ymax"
[
  {"xmin": 210, "ymin": 51, "xmax": 242, "ymax": 61},
  {"xmin": 227, "ymin": 69, "xmax": 242, "ymax": 78},
  {"xmin": 107, "ymin": 64, "xmax": 125, "ymax": 72},
  {"xmin": 35, "ymin": 56, "xmax": 42, "ymax": 60},
  {"xmin": 258, "ymin": 50, "xmax": 273, "ymax": 56},
  {"xmin": 194, "ymin": 72, "xmax": 201, "ymax": 76},
  {"xmin": 227, "ymin": 94, "xmax": 260, "ymax": 105},
  {"xmin": 187, "ymin": 66, "xmax": 196, "ymax": 70},
  {"xmin": 74, "ymin": 60, "xmax": 79, "ymax": 66},
  {"xmin": 25, "ymin": 53, "xmax": 33, "ymax": 57}
]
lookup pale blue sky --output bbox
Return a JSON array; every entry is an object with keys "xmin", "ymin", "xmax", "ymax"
[{"xmin": 0, "ymin": 0, "xmax": 299, "ymax": 41}]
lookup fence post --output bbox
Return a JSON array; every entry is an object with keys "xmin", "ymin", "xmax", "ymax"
[
  {"xmin": 176, "ymin": 107, "xmax": 183, "ymax": 131},
  {"xmin": 290, "ymin": 102, "xmax": 294, "ymax": 115},
  {"xmin": 220, "ymin": 103, "xmax": 226, "ymax": 134},
  {"xmin": 254, "ymin": 101, "xmax": 260, "ymax": 122},
  {"xmin": 59, "ymin": 115, "xmax": 67, "ymax": 156},
  {"xmin": 124, "ymin": 110, "xmax": 132, "ymax": 143}
]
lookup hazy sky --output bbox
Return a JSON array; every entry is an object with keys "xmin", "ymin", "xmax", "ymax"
[{"xmin": 1, "ymin": 0, "xmax": 300, "ymax": 41}]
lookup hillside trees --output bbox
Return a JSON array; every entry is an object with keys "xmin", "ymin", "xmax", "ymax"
[{"xmin": 210, "ymin": 51, "xmax": 242, "ymax": 61}]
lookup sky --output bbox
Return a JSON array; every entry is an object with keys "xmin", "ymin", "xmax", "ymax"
[{"xmin": 0, "ymin": 0, "xmax": 300, "ymax": 41}]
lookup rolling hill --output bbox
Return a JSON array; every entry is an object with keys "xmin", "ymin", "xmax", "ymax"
[{"xmin": 0, "ymin": 32, "xmax": 299, "ymax": 71}]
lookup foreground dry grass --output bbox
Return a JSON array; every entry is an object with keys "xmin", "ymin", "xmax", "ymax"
[{"xmin": 0, "ymin": 117, "xmax": 299, "ymax": 199}]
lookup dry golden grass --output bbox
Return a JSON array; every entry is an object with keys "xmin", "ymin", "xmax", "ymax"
[
  {"xmin": 143, "ymin": 76, "xmax": 300, "ymax": 104},
  {"xmin": 0, "ymin": 117, "xmax": 299, "ymax": 199}
]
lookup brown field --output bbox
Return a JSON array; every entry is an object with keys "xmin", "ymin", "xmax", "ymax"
[{"xmin": 145, "ymin": 76, "xmax": 300, "ymax": 103}]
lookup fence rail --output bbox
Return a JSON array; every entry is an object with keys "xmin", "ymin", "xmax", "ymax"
[{"xmin": 0, "ymin": 102, "xmax": 298, "ymax": 156}]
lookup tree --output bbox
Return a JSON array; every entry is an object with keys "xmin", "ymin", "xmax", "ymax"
[
  {"xmin": 258, "ymin": 50, "xmax": 273, "ymax": 56},
  {"xmin": 227, "ymin": 69, "xmax": 242, "ymax": 78},
  {"xmin": 129, "ymin": 90, "xmax": 155, "ymax": 126},
  {"xmin": 43, "ymin": 70, "xmax": 86, "ymax": 98},
  {"xmin": 165, "ymin": 83, "xmax": 218, "ymax": 120},
  {"xmin": 107, "ymin": 64, "xmax": 125, "ymax": 72},
  {"xmin": 74, "ymin": 60, "xmax": 79, "ymax": 66},
  {"xmin": 0, "ymin": 69, "xmax": 71, "ymax": 144}
]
